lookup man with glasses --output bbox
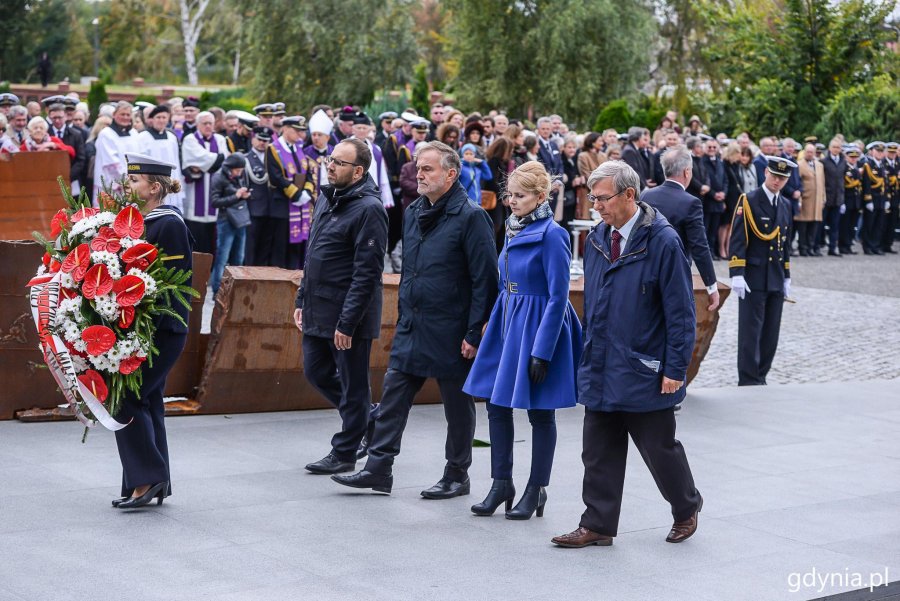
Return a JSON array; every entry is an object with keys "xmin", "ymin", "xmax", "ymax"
[{"xmin": 294, "ymin": 138, "xmax": 389, "ymax": 476}]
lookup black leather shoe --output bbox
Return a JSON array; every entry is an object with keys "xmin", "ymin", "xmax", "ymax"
[
  {"xmin": 471, "ymin": 479, "xmax": 516, "ymax": 516},
  {"xmin": 111, "ymin": 496, "xmax": 129, "ymax": 507},
  {"xmin": 884, "ymin": 248, "xmax": 898, "ymax": 254},
  {"xmin": 421, "ymin": 477, "xmax": 470, "ymax": 499},
  {"xmin": 827, "ymin": 249, "xmax": 842, "ymax": 257},
  {"xmin": 356, "ymin": 436, "xmax": 369, "ymax": 461},
  {"xmin": 874, "ymin": 249, "xmax": 885, "ymax": 255},
  {"xmin": 331, "ymin": 470, "xmax": 392, "ymax": 493},
  {"xmin": 117, "ymin": 482, "xmax": 167, "ymax": 509},
  {"xmin": 305, "ymin": 452, "xmax": 355, "ymax": 475},
  {"xmin": 506, "ymin": 484, "xmax": 547, "ymax": 520}
]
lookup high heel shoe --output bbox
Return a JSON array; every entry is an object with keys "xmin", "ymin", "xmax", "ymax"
[
  {"xmin": 471, "ymin": 479, "xmax": 516, "ymax": 516},
  {"xmin": 505, "ymin": 484, "xmax": 547, "ymax": 520},
  {"xmin": 116, "ymin": 482, "xmax": 167, "ymax": 509}
]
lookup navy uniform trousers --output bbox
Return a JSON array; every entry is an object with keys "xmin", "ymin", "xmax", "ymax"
[
  {"xmin": 302, "ymin": 334, "xmax": 373, "ymax": 461},
  {"xmin": 115, "ymin": 330, "xmax": 186, "ymax": 497},
  {"xmin": 737, "ymin": 289, "xmax": 784, "ymax": 386},
  {"xmin": 364, "ymin": 368, "xmax": 475, "ymax": 481},
  {"xmin": 580, "ymin": 407, "xmax": 701, "ymax": 537}
]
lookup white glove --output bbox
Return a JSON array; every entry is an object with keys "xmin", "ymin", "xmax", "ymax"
[
  {"xmin": 731, "ymin": 275, "xmax": 750, "ymax": 300},
  {"xmin": 866, "ymin": 202, "xmax": 874, "ymax": 212},
  {"xmin": 291, "ymin": 190, "xmax": 312, "ymax": 207},
  {"xmin": 839, "ymin": 204, "xmax": 846, "ymax": 215},
  {"xmin": 783, "ymin": 278, "xmax": 791, "ymax": 298}
]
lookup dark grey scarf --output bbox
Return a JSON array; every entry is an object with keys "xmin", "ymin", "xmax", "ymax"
[{"xmin": 505, "ymin": 201, "xmax": 554, "ymax": 238}]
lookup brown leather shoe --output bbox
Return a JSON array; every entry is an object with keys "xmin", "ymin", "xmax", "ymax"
[
  {"xmin": 666, "ymin": 496, "xmax": 703, "ymax": 543},
  {"xmin": 551, "ymin": 527, "xmax": 613, "ymax": 548}
]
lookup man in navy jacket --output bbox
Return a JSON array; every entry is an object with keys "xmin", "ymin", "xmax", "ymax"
[
  {"xmin": 553, "ymin": 160, "xmax": 702, "ymax": 549},
  {"xmin": 641, "ymin": 145, "xmax": 720, "ymax": 311}
]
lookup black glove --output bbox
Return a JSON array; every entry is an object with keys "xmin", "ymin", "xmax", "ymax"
[{"xmin": 528, "ymin": 356, "xmax": 549, "ymax": 384}]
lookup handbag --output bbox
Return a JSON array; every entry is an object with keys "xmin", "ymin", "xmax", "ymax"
[
  {"xmin": 481, "ymin": 190, "xmax": 497, "ymax": 211},
  {"xmin": 225, "ymin": 199, "xmax": 251, "ymax": 229}
]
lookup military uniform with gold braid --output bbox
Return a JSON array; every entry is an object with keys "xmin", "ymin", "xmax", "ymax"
[
  {"xmin": 882, "ymin": 142, "xmax": 899, "ymax": 253},
  {"xmin": 839, "ymin": 147, "xmax": 863, "ymax": 254},
  {"xmin": 860, "ymin": 142, "xmax": 887, "ymax": 255},
  {"xmin": 728, "ymin": 156, "xmax": 795, "ymax": 386}
]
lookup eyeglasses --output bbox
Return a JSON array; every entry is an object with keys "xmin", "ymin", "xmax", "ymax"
[
  {"xmin": 587, "ymin": 189, "xmax": 627, "ymax": 204},
  {"xmin": 326, "ymin": 156, "xmax": 362, "ymax": 168}
]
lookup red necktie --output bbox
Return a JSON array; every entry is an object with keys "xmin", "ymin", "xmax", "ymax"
[{"xmin": 610, "ymin": 230, "xmax": 622, "ymax": 262}]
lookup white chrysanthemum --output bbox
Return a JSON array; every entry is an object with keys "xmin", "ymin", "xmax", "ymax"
[
  {"xmin": 92, "ymin": 293, "xmax": 120, "ymax": 322},
  {"xmin": 90, "ymin": 250, "xmax": 123, "ymax": 280},
  {"xmin": 70, "ymin": 215, "xmax": 102, "ymax": 239},
  {"xmin": 119, "ymin": 237, "xmax": 137, "ymax": 250},
  {"xmin": 58, "ymin": 272, "xmax": 76, "ymax": 289},
  {"xmin": 96, "ymin": 212, "xmax": 116, "ymax": 226},
  {"xmin": 73, "ymin": 339, "xmax": 87, "ymax": 353},
  {"xmin": 36, "ymin": 265, "xmax": 47, "ymax": 276},
  {"xmin": 127, "ymin": 267, "xmax": 158, "ymax": 295},
  {"xmin": 70, "ymin": 355, "xmax": 89, "ymax": 372}
]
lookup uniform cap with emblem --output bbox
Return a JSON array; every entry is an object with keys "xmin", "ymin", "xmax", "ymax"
[
  {"xmin": 885, "ymin": 142, "xmax": 898, "ymax": 153},
  {"xmin": 379, "ymin": 111, "xmax": 398, "ymax": 122},
  {"xmin": 41, "ymin": 95, "xmax": 67, "ymax": 107},
  {"xmin": 282, "ymin": 115, "xmax": 307, "ymax": 130},
  {"xmin": 148, "ymin": 104, "xmax": 171, "ymax": 118},
  {"xmin": 309, "ymin": 109, "xmax": 334, "ymax": 136},
  {"xmin": 846, "ymin": 148, "xmax": 861, "ymax": 158},
  {"xmin": 232, "ymin": 110, "xmax": 259, "ymax": 128},
  {"xmin": 352, "ymin": 111, "xmax": 372, "ymax": 126},
  {"xmin": 125, "ymin": 153, "xmax": 177, "ymax": 176},
  {"xmin": 866, "ymin": 141, "xmax": 885, "ymax": 151},
  {"xmin": 399, "ymin": 110, "xmax": 419, "ymax": 122},
  {"xmin": 253, "ymin": 103, "xmax": 275, "ymax": 116},
  {"xmin": 62, "ymin": 97, "xmax": 78, "ymax": 111},
  {"xmin": 763, "ymin": 155, "xmax": 798, "ymax": 177},
  {"xmin": 135, "ymin": 101, "xmax": 155, "ymax": 111},
  {"xmin": 804, "ymin": 135, "xmax": 818, "ymax": 144},
  {"xmin": 0, "ymin": 93, "xmax": 20, "ymax": 106},
  {"xmin": 411, "ymin": 118, "xmax": 430, "ymax": 132},
  {"xmin": 252, "ymin": 126, "xmax": 274, "ymax": 142},
  {"xmin": 272, "ymin": 102, "xmax": 286, "ymax": 116},
  {"xmin": 183, "ymin": 96, "xmax": 201, "ymax": 109}
]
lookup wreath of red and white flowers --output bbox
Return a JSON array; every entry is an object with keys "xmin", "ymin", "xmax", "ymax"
[{"xmin": 27, "ymin": 179, "xmax": 198, "ymax": 437}]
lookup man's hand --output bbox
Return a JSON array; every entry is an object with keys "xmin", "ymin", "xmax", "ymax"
[
  {"xmin": 731, "ymin": 275, "xmax": 750, "ymax": 300},
  {"xmin": 334, "ymin": 330, "xmax": 352, "ymax": 351},
  {"xmin": 866, "ymin": 202, "xmax": 874, "ymax": 212},
  {"xmin": 461, "ymin": 340, "xmax": 477, "ymax": 360},
  {"xmin": 840, "ymin": 204, "xmax": 846, "ymax": 215},
  {"xmin": 661, "ymin": 377, "xmax": 683, "ymax": 394},
  {"xmin": 293, "ymin": 308, "xmax": 302, "ymax": 332},
  {"xmin": 783, "ymin": 278, "xmax": 792, "ymax": 299},
  {"xmin": 793, "ymin": 190, "xmax": 801, "ymax": 200},
  {"xmin": 700, "ymin": 185, "xmax": 710, "ymax": 195},
  {"xmin": 715, "ymin": 191, "xmax": 725, "ymax": 201},
  {"xmin": 707, "ymin": 289, "xmax": 721, "ymax": 312}
]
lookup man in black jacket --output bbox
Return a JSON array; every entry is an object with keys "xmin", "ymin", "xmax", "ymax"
[
  {"xmin": 46, "ymin": 103, "xmax": 85, "ymax": 195},
  {"xmin": 621, "ymin": 127, "xmax": 651, "ymax": 190},
  {"xmin": 821, "ymin": 137, "xmax": 847, "ymax": 256},
  {"xmin": 641, "ymin": 146, "xmax": 720, "ymax": 312},
  {"xmin": 293, "ymin": 139, "xmax": 389, "ymax": 475},
  {"xmin": 333, "ymin": 141, "xmax": 498, "ymax": 497}
]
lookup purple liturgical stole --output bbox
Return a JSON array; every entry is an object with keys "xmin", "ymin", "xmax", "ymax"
[
  {"xmin": 193, "ymin": 132, "xmax": 218, "ymax": 218},
  {"xmin": 272, "ymin": 136, "xmax": 311, "ymax": 244}
]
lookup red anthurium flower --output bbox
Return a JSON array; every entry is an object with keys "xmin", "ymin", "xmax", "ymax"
[
  {"xmin": 77, "ymin": 369, "xmax": 108, "ymax": 402},
  {"xmin": 42, "ymin": 252, "xmax": 51, "ymax": 267},
  {"xmin": 90, "ymin": 226, "xmax": 122, "ymax": 253},
  {"xmin": 113, "ymin": 206, "xmax": 144, "ymax": 239},
  {"xmin": 70, "ymin": 207, "xmax": 99, "ymax": 223},
  {"xmin": 81, "ymin": 325, "xmax": 116, "ymax": 356},
  {"xmin": 48, "ymin": 258, "xmax": 61, "ymax": 273},
  {"xmin": 112, "ymin": 275, "xmax": 145, "ymax": 306},
  {"xmin": 61, "ymin": 243, "xmax": 90, "ymax": 274},
  {"xmin": 81, "ymin": 264, "xmax": 113, "ymax": 299},
  {"xmin": 118, "ymin": 355, "xmax": 144, "ymax": 375},
  {"xmin": 50, "ymin": 209, "xmax": 69, "ymax": 238},
  {"xmin": 121, "ymin": 243, "xmax": 158, "ymax": 267},
  {"xmin": 60, "ymin": 287, "xmax": 78, "ymax": 300},
  {"xmin": 118, "ymin": 305, "xmax": 135, "ymax": 329}
]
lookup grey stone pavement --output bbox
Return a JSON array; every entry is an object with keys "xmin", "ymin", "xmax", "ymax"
[{"xmin": 3, "ymin": 252, "xmax": 899, "ymax": 601}]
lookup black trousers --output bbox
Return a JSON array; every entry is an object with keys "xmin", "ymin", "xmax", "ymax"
[
  {"xmin": 487, "ymin": 403, "xmax": 556, "ymax": 487},
  {"xmin": 795, "ymin": 221, "xmax": 818, "ymax": 253},
  {"xmin": 365, "ymin": 368, "xmax": 475, "ymax": 480},
  {"xmin": 115, "ymin": 330, "xmax": 186, "ymax": 497},
  {"xmin": 881, "ymin": 198, "xmax": 899, "ymax": 250},
  {"xmin": 386, "ymin": 202, "xmax": 404, "ymax": 254},
  {"xmin": 302, "ymin": 335, "xmax": 374, "ymax": 461},
  {"xmin": 246, "ymin": 215, "xmax": 278, "ymax": 266},
  {"xmin": 186, "ymin": 220, "xmax": 216, "ymax": 255},
  {"xmin": 822, "ymin": 207, "xmax": 841, "ymax": 252},
  {"xmin": 579, "ymin": 407, "xmax": 700, "ymax": 537},
  {"xmin": 705, "ymin": 211, "xmax": 722, "ymax": 256},
  {"xmin": 270, "ymin": 217, "xmax": 290, "ymax": 268},
  {"xmin": 737, "ymin": 290, "xmax": 784, "ymax": 386},
  {"xmin": 839, "ymin": 209, "xmax": 860, "ymax": 250},
  {"xmin": 861, "ymin": 205, "xmax": 883, "ymax": 252}
]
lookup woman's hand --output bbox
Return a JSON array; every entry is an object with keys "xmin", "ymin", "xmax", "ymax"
[{"xmin": 528, "ymin": 357, "xmax": 549, "ymax": 384}]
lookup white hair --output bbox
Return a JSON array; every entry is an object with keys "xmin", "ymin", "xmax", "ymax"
[
  {"xmin": 27, "ymin": 116, "xmax": 48, "ymax": 132},
  {"xmin": 587, "ymin": 160, "xmax": 640, "ymax": 194}
]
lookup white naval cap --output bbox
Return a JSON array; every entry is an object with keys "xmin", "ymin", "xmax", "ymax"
[
  {"xmin": 309, "ymin": 109, "xmax": 334, "ymax": 136},
  {"xmin": 125, "ymin": 152, "xmax": 177, "ymax": 176}
]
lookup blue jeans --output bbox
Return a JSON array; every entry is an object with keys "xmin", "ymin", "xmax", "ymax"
[{"xmin": 210, "ymin": 218, "xmax": 246, "ymax": 294}]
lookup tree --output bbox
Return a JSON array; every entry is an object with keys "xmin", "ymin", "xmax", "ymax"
[
  {"xmin": 816, "ymin": 74, "xmax": 900, "ymax": 141},
  {"xmin": 241, "ymin": 0, "xmax": 418, "ymax": 111},
  {"xmin": 446, "ymin": 0, "xmax": 655, "ymax": 127},
  {"xmin": 179, "ymin": 0, "xmax": 213, "ymax": 85},
  {"xmin": 411, "ymin": 63, "xmax": 430, "ymax": 116},
  {"xmin": 412, "ymin": 0, "xmax": 451, "ymax": 87}
]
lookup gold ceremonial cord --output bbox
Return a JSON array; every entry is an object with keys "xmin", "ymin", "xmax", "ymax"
[
  {"xmin": 844, "ymin": 174, "xmax": 861, "ymax": 189},
  {"xmin": 741, "ymin": 194, "xmax": 780, "ymax": 241},
  {"xmin": 864, "ymin": 163, "xmax": 884, "ymax": 191}
]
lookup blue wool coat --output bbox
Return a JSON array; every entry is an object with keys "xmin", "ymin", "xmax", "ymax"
[
  {"xmin": 578, "ymin": 202, "xmax": 696, "ymax": 412},
  {"xmin": 464, "ymin": 218, "xmax": 582, "ymax": 410}
]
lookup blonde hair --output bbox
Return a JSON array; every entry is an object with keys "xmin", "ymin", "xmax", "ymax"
[
  {"xmin": 89, "ymin": 116, "xmax": 111, "ymax": 142},
  {"xmin": 145, "ymin": 174, "xmax": 182, "ymax": 201},
  {"xmin": 507, "ymin": 160, "xmax": 552, "ymax": 201},
  {"xmin": 723, "ymin": 142, "xmax": 742, "ymax": 163}
]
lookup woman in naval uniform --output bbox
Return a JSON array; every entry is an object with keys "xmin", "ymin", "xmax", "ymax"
[{"xmin": 112, "ymin": 153, "xmax": 193, "ymax": 509}]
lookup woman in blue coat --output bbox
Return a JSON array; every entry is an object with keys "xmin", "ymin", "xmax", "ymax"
[{"xmin": 464, "ymin": 160, "xmax": 582, "ymax": 520}]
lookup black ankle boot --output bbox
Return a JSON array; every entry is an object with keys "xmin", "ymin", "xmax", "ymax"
[
  {"xmin": 506, "ymin": 484, "xmax": 547, "ymax": 520},
  {"xmin": 471, "ymin": 479, "xmax": 516, "ymax": 516}
]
